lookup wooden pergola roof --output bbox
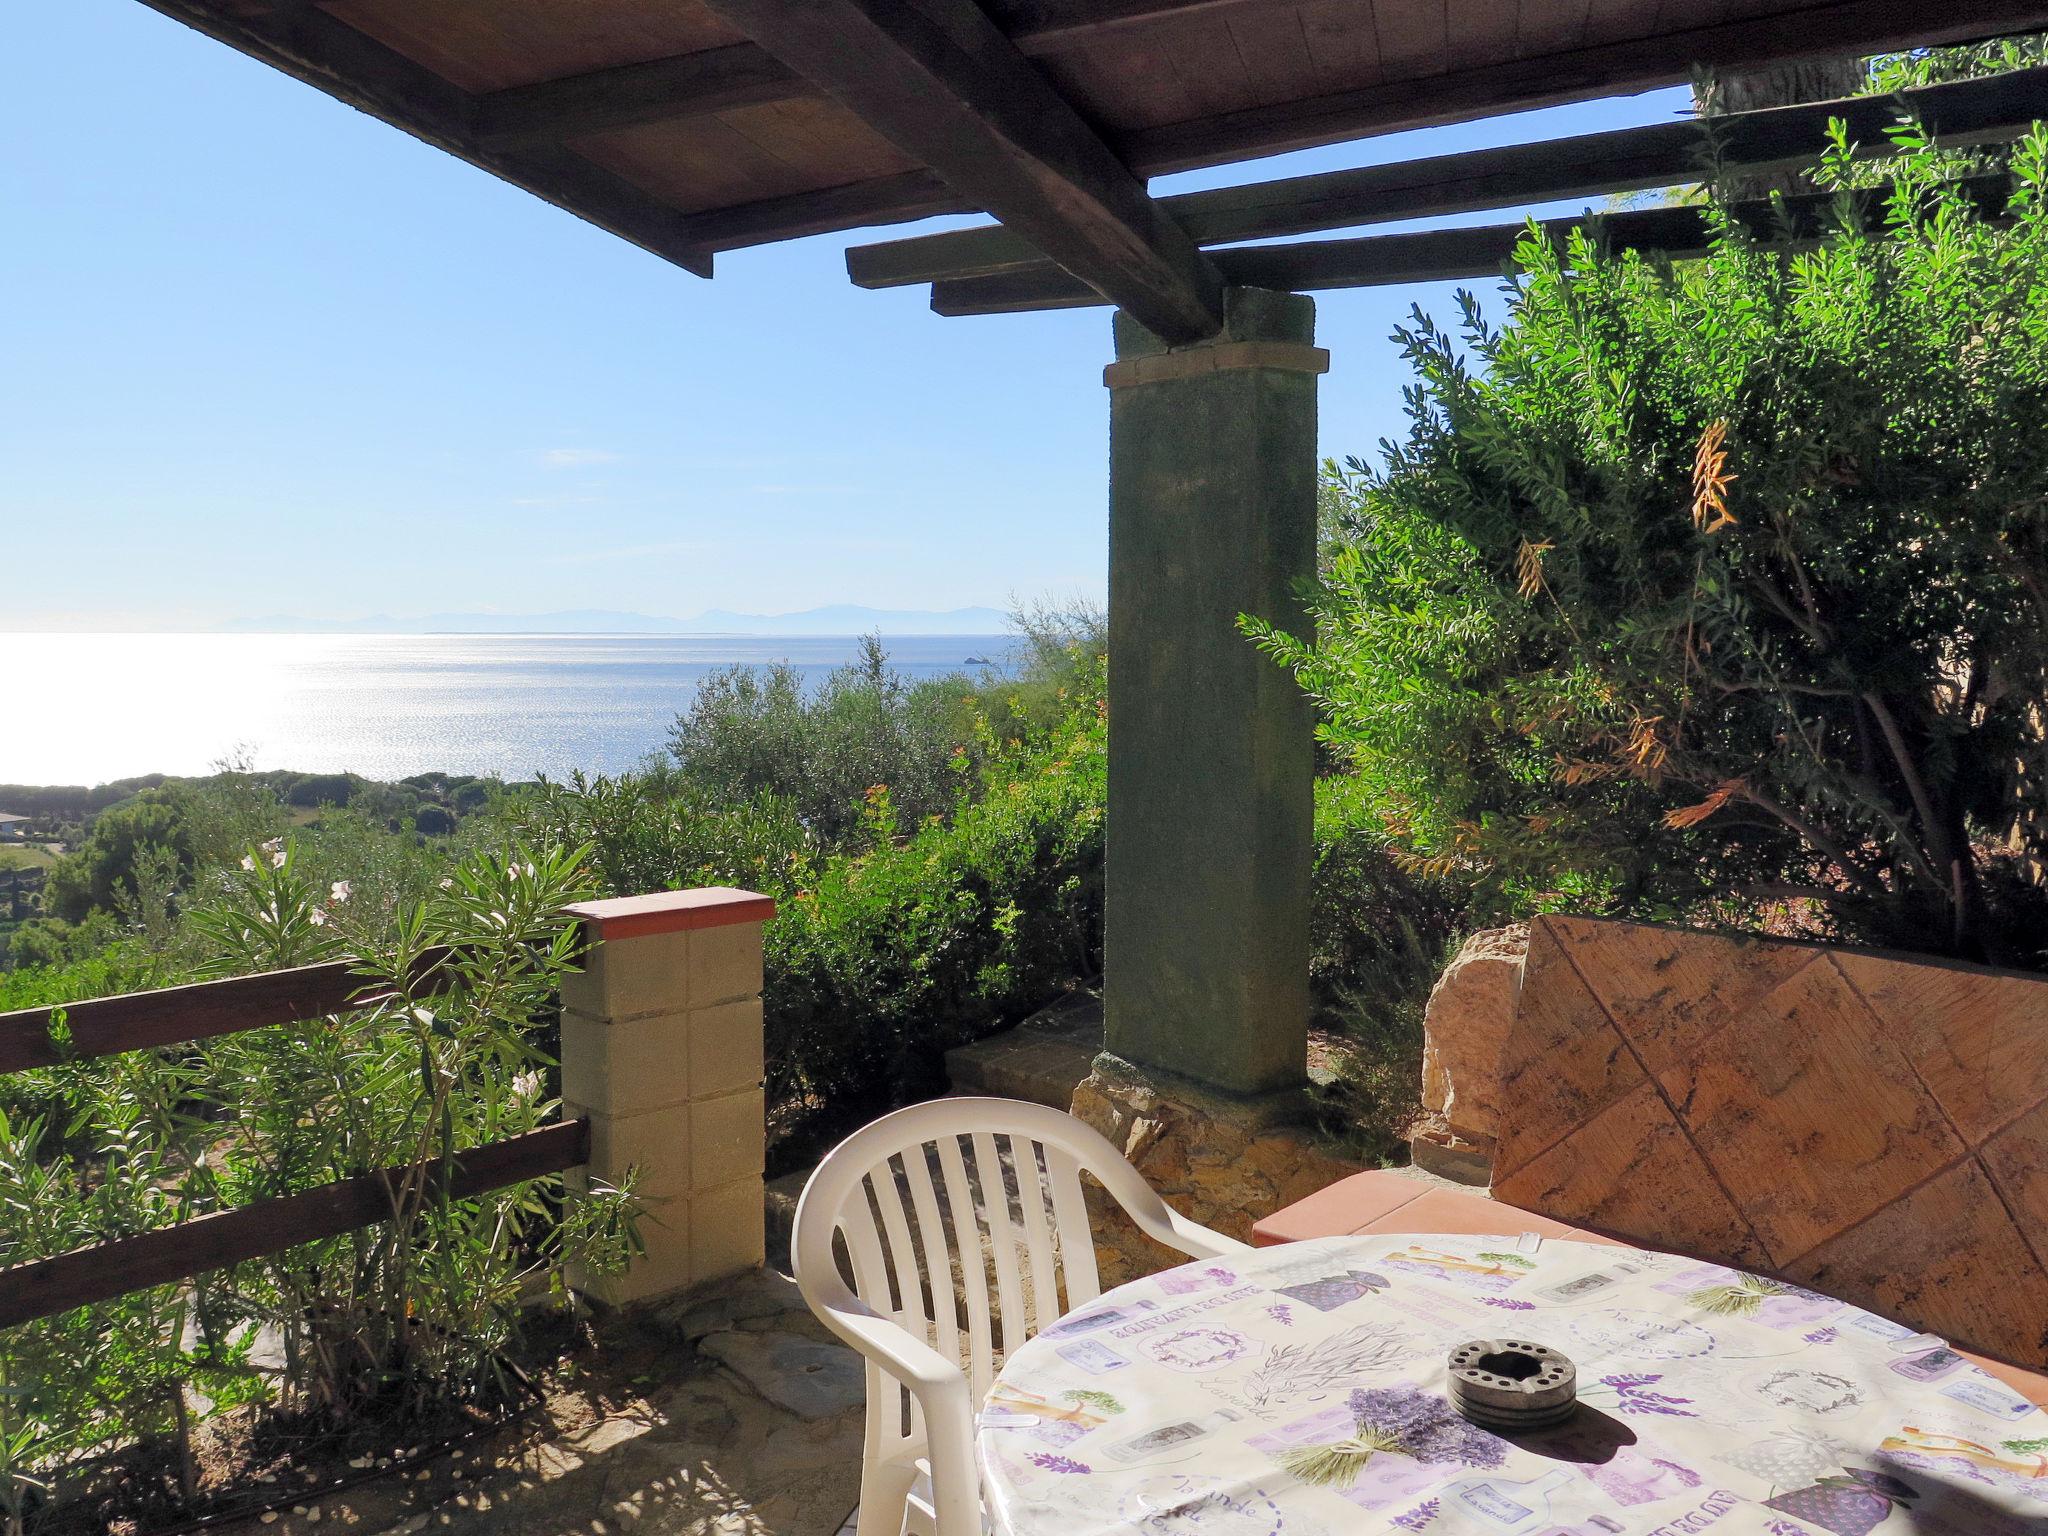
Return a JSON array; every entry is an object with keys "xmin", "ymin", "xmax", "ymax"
[{"xmin": 148, "ymin": 0, "xmax": 2048, "ymax": 340}]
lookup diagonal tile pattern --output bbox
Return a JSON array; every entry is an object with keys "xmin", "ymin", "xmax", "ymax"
[{"xmin": 1490, "ymin": 915, "xmax": 2048, "ymax": 1365}]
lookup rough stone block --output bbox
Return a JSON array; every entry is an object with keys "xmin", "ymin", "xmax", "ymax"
[
  {"xmin": 1071, "ymin": 1060, "xmax": 1361, "ymax": 1287},
  {"xmin": 688, "ymin": 999, "xmax": 766, "ymax": 1100},
  {"xmin": 1418, "ymin": 924, "xmax": 1526, "ymax": 1138}
]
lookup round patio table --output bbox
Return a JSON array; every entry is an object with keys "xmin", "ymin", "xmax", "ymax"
[{"xmin": 975, "ymin": 1233, "xmax": 2048, "ymax": 1536}]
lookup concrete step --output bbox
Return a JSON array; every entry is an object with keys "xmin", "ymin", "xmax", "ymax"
[{"xmin": 943, "ymin": 988, "xmax": 1102, "ymax": 1108}]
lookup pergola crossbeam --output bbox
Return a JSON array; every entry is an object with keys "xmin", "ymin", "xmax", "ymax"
[
  {"xmin": 474, "ymin": 45, "xmax": 803, "ymax": 151},
  {"xmin": 467, "ymin": 0, "xmax": 1299, "ymax": 150},
  {"xmin": 703, "ymin": 0, "xmax": 1225, "ymax": 342},
  {"xmin": 137, "ymin": 0, "xmax": 723, "ymax": 278},
  {"xmin": 929, "ymin": 172, "xmax": 2016, "ymax": 314},
  {"xmin": 852, "ymin": 64, "xmax": 2048, "ymax": 289}
]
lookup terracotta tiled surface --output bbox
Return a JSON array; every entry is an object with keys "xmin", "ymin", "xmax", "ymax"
[
  {"xmin": 1665, "ymin": 956, "xmax": 1964, "ymax": 1264},
  {"xmin": 1784, "ymin": 1160, "xmax": 2048, "ymax": 1364},
  {"xmin": 1547, "ymin": 917, "xmax": 1818, "ymax": 1086},
  {"xmin": 1486, "ymin": 915, "xmax": 2048, "ymax": 1365},
  {"xmin": 1982, "ymin": 1097, "xmax": 2048, "ymax": 1237},
  {"xmin": 1249, "ymin": 1170, "xmax": 1618, "ymax": 1247},
  {"xmin": 1489, "ymin": 920, "xmax": 1644, "ymax": 1181},
  {"xmin": 1838, "ymin": 951, "xmax": 2048, "ymax": 1146},
  {"xmin": 1493, "ymin": 1080, "xmax": 1767, "ymax": 1268}
]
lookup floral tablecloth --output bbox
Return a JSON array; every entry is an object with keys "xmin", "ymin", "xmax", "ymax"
[{"xmin": 975, "ymin": 1233, "xmax": 2048, "ymax": 1536}]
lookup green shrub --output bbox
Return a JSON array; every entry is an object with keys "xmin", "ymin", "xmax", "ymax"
[
  {"xmin": 766, "ymin": 695, "xmax": 1106, "ymax": 1118},
  {"xmin": 668, "ymin": 635, "xmax": 977, "ymax": 846},
  {"xmin": 285, "ymin": 772, "xmax": 360, "ymax": 809},
  {"xmin": 1252, "ymin": 125, "xmax": 2048, "ymax": 967},
  {"xmin": 0, "ymin": 843, "xmax": 638, "ymax": 1524}
]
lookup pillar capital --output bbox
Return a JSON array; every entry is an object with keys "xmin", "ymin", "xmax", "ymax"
[{"xmin": 1112, "ymin": 285, "xmax": 1315, "ymax": 358}]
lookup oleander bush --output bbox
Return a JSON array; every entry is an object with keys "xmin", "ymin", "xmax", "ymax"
[{"xmin": 0, "ymin": 844, "xmax": 638, "ymax": 1531}]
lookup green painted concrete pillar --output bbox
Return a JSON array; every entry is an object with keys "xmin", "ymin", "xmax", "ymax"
[{"xmin": 1103, "ymin": 287, "xmax": 1325, "ymax": 1099}]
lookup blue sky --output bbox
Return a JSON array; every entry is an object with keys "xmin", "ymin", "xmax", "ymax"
[{"xmin": 2, "ymin": 2, "xmax": 1692, "ymax": 631}]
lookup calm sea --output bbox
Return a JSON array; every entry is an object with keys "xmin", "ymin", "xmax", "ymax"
[{"xmin": 8, "ymin": 633, "xmax": 1009, "ymax": 786}]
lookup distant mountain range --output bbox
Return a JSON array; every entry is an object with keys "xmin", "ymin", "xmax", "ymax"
[{"xmin": 223, "ymin": 605, "xmax": 1012, "ymax": 636}]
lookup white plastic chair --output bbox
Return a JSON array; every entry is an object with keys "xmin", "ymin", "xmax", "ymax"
[{"xmin": 792, "ymin": 1096, "xmax": 1250, "ymax": 1536}]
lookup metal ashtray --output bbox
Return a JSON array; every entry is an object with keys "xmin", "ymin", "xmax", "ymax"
[{"xmin": 1447, "ymin": 1339, "xmax": 1578, "ymax": 1430}]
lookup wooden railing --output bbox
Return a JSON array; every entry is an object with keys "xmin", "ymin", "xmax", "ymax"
[{"xmin": 0, "ymin": 954, "xmax": 588, "ymax": 1331}]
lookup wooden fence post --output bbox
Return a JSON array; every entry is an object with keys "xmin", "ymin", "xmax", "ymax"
[{"xmin": 559, "ymin": 888, "xmax": 775, "ymax": 1304}]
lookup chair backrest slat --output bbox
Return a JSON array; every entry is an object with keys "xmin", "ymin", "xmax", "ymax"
[
  {"xmin": 969, "ymin": 1129, "xmax": 1029, "ymax": 1356},
  {"xmin": 836, "ymin": 1185, "xmax": 917, "ymax": 1450},
  {"xmin": 900, "ymin": 1143, "xmax": 963, "ymax": 1368},
  {"xmin": 869, "ymin": 1163, "xmax": 926, "ymax": 1341},
  {"xmin": 1042, "ymin": 1145, "xmax": 1101, "ymax": 1309},
  {"xmin": 934, "ymin": 1132, "xmax": 997, "ymax": 1399},
  {"xmin": 1008, "ymin": 1133, "xmax": 1061, "ymax": 1331}
]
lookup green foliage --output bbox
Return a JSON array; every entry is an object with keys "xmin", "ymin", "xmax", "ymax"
[
  {"xmin": 43, "ymin": 791, "xmax": 191, "ymax": 923},
  {"xmin": 285, "ymin": 771, "xmax": 361, "ymax": 809},
  {"xmin": 0, "ymin": 843, "xmax": 638, "ymax": 1524},
  {"xmin": 1253, "ymin": 126, "xmax": 2048, "ymax": 965},
  {"xmin": 667, "ymin": 635, "xmax": 976, "ymax": 846},
  {"xmin": 767, "ymin": 687, "xmax": 1106, "ymax": 1113}
]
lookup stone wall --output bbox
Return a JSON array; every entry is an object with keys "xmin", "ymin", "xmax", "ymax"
[
  {"xmin": 1071, "ymin": 1056, "xmax": 1362, "ymax": 1287},
  {"xmin": 1486, "ymin": 915, "xmax": 2048, "ymax": 1366}
]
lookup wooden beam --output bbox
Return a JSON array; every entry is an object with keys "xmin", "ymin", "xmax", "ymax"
[
  {"xmin": 468, "ymin": 0, "xmax": 1310, "ymax": 150},
  {"xmin": 852, "ymin": 62, "xmax": 2048, "ymax": 289},
  {"xmin": 475, "ymin": 44, "xmax": 803, "ymax": 150},
  {"xmin": 132, "ymin": 0, "xmax": 720, "ymax": 277},
  {"xmin": 666, "ymin": 171, "xmax": 968, "ymax": 252},
  {"xmin": 0, "ymin": 947, "xmax": 457, "ymax": 1073},
  {"xmin": 929, "ymin": 173, "xmax": 2015, "ymax": 313},
  {"xmin": 1125, "ymin": 0, "xmax": 2048, "ymax": 173},
  {"xmin": 702, "ymin": 0, "xmax": 1224, "ymax": 341},
  {"xmin": 705, "ymin": 0, "xmax": 2048, "ymax": 251},
  {"xmin": 0, "ymin": 1120, "xmax": 588, "ymax": 1330}
]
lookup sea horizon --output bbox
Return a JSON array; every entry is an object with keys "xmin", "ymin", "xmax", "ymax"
[{"xmin": 8, "ymin": 631, "xmax": 1012, "ymax": 787}]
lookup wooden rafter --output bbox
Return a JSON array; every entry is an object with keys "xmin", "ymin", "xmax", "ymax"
[
  {"xmin": 696, "ymin": 0, "xmax": 2048, "ymax": 252},
  {"xmin": 927, "ymin": 172, "xmax": 2016, "ymax": 315},
  {"xmin": 702, "ymin": 0, "xmax": 1225, "ymax": 342},
  {"xmin": 851, "ymin": 63, "xmax": 2048, "ymax": 289},
  {"xmin": 136, "ymin": 0, "xmax": 724, "ymax": 277},
  {"xmin": 470, "ymin": 0, "xmax": 1323, "ymax": 150}
]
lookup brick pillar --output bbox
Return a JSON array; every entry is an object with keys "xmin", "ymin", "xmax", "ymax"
[
  {"xmin": 1104, "ymin": 286, "xmax": 1325, "ymax": 1098},
  {"xmin": 559, "ymin": 887, "xmax": 774, "ymax": 1304}
]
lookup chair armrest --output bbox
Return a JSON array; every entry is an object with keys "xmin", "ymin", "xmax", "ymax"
[
  {"xmin": 817, "ymin": 1292, "xmax": 972, "ymax": 1399},
  {"xmin": 1149, "ymin": 1207, "xmax": 1255, "ymax": 1261},
  {"xmin": 807, "ymin": 1286, "xmax": 982, "ymax": 1536}
]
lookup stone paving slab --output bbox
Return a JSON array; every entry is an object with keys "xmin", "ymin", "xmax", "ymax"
[{"xmin": 195, "ymin": 1269, "xmax": 862, "ymax": 1536}]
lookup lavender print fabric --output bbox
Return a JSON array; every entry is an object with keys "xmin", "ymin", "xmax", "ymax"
[{"xmin": 974, "ymin": 1233, "xmax": 2048, "ymax": 1536}]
